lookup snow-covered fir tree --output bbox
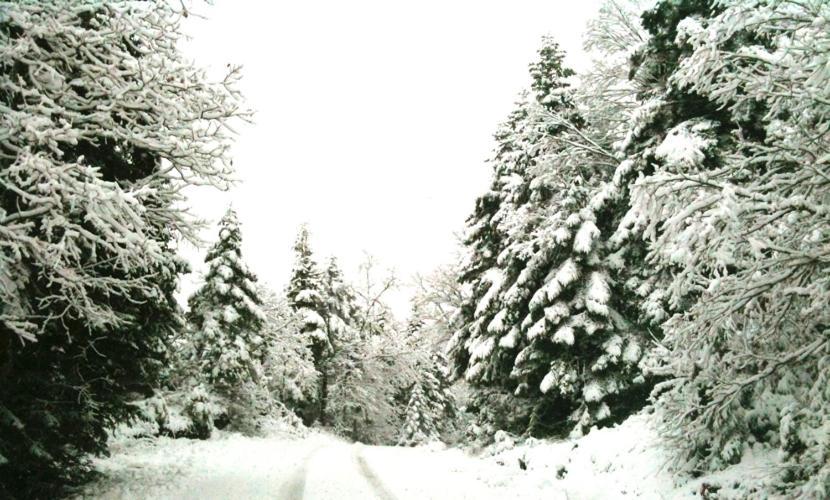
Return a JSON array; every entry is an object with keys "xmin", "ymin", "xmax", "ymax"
[
  {"xmin": 0, "ymin": 2, "xmax": 246, "ymax": 496},
  {"xmin": 286, "ymin": 226, "xmax": 331, "ymax": 364},
  {"xmin": 257, "ymin": 285, "xmax": 319, "ymax": 414},
  {"xmin": 322, "ymin": 257, "xmax": 358, "ymax": 342},
  {"xmin": 449, "ymin": 33, "xmax": 652, "ymax": 437},
  {"xmin": 399, "ymin": 311, "xmax": 455, "ymax": 446},
  {"xmin": 398, "ymin": 381, "xmax": 440, "ymax": 446},
  {"xmin": 188, "ymin": 209, "xmax": 266, "ymax": 387},
  {"xmin": 608, "ymin": 0, "xmax": 830, "ymax": 495}
]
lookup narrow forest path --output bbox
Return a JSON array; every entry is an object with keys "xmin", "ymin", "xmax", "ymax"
[
  {"xmin": 276, "ymin": 443, "xmax": 323, "ymax": 499},
  {"xmin": 296, "ymin": 441, "xmax": 393, "ymax": 499},
  {"xmin": 76, "ymin": 430, "xmax": 573, "ymax": 499}
]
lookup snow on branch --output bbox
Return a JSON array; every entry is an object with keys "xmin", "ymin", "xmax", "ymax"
[{"xmin": 0, "ymin": 1, "xmax": 250, "ymax": 342}]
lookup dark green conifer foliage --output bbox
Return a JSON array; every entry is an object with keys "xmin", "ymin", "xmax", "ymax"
[
  {"xmin": 286, "ymin": 226, "xmax": 335, "ymax": 423},
  {"xmin": 286, "ymin": 226, "xmax": 330, "ymax": 365},
  {"xmin": 0, "ymin": 7, "xmax": 184, "ymax": 497},
  {"xmin": 450, "ymin": 38, "xmax": 576, "ymax": 383},
  {"xmin": 450, "ymin": 34, "xmax": 658, "ymax": 438},
  {"xmin": 321, "ymin": 257, "xmax": 358, "ymax": 342},
  {"xmin": 188, "ymin": 208, "xmax": 265, "ymax": 388}
]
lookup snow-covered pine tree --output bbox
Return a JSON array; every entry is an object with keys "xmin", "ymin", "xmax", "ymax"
[
  {"xmin": 188, "ymin": 208, "xmax": 265, "ymax": 388},
  {"xmin": 612, "ymin": 1, "xmax": 830, "ymax": 495},
  {"xmin": 257, "ymin": 285, "xmax": 319, "ymax": 414},
  {"xmin": 450, "ymin": 34, "xmax": 652, "ymax": 437},
  {"xmin": 398, "ymin": 381, "xmax": 440, "ymax": 446},
  {"xmin": 285, "ymin": 226, "xmax": 333, "ymax": 423},
  {"xmin": 0, "ymin": 2, "xmax": 246, "ymax": 496},
  {"xmin": 406, "ymin": 303, "xmax": 428, "ymax": 339},
  {"xmin": 322, "ymin": 256, "xmax": 358, "ymax": 342},
  {"xmin": 449, "ymin": 36, "xmax": 573, "ymax": 385},
  {"xmin": 286, "ymin": 226, "xmax": 331, "ymax": 363},
  {"xmin": 399, "ymin": 313, "xmax": 455, "ymax": 446}
]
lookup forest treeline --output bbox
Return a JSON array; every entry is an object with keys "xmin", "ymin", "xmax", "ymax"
[{"xmin": 0, "ymin": 0, "xmax": 828, "ymax": 498}]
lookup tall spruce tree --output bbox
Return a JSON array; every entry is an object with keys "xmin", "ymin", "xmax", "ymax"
[
  {"xmin": 286, "ymin": 226, "xmax": 331, "ymax": 422},
  {"xmin": 450, "ymin": 36, "xmax": 652, "ymax": 437},
  {"xmin": 0, "ymin": 2, "xmax": 246, "ymax": 497},
  {"xmin": 322, "ymin": 257, "xmax": 358, "ymax": 342},
  {"xmin": 286, "ymin": 226, "xmax": 331, "ymax": 364},
  {"xmin": 188, "ymin": 208, "xmax": 265, "ymax": 387},
  {"xmin": 399, "ymin": 313, "xmax": 455, "ymax": 446},
  {"xmin": 449, "ymin": 36, "xmax": 572, "ymax": 387}
]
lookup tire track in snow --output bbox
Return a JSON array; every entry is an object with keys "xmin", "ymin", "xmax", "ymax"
[
  {"xmin": 278, "ymin": 444, "xmax": 323, "ymax": 500},
  {"xmin": 355, "ymin": 448, "xmax": 397, "ymax": 500}
]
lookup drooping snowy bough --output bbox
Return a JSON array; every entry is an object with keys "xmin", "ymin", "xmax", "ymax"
[
  {"xmin": 0, "ymin": 1, "xmax": 248, "ymax": 496},
  {"xmin": 0, "ymin": 1, "xmax": 248, "ymax": 343},
  {"xmin": 630, "ymin": 2, "xmax": 830, "ymax": 494}
]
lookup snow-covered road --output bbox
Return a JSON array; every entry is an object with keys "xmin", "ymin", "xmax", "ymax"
[
  {"xmin": 77, "ymin": 414, "xmax": 767, "ymax": 499},
  {"xmin": 77, "ymin": 431, "xmax": 529, "ymax": 500}
]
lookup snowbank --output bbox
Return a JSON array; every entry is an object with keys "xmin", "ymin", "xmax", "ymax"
[
  {"xmin": 477, "ymin": 411, "xmax": 779, "ymax": 499},
  {"xmin": 362, "ymin": 411, "xmax": 779, "ymax": 499}
]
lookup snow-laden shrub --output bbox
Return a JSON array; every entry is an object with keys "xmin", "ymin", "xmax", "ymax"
[
  {"xmin": 121, "ymin": 394, "xmax": 170, "ymax": 439},
  {"xmin": 257, "ymin": 402, "xmax": 310, "ymax": 439},
  {"xmin": 109, "ymin": 389, "xmax": 222, "ymax": 442},
  {"xmin": 184, "ymin": 384, "xmax": 226, "ymax": 440},
  {"xmin": 491, "ymin": 430, "xmax": 518, "ymax": 455},
  {"xmin": 220, "ymin": 380, "xmax": 287, "ymax": 437}
]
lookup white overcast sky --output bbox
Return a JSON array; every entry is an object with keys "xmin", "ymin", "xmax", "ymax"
[{"xmin": 178, "ymin": 0, "xmax": 604, "ymax": 316}]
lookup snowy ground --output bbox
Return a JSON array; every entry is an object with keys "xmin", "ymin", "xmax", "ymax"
[{"xmin": 75, "ymin": 413, "xmax": 779, "ymax": 499}]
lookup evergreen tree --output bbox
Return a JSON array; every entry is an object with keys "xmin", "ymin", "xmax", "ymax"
[
  {"xmin": 317, "ymin": 257, "xmax": 362, "ymax": 424},
  {"xmin": 398, "ymin": 306, "xmax": 456, "ymax": 445},
  {"xmin": 613, "ymin": 1, "xmax": 830, "ymax": 495},
  {"xmin": 450, "ymin": 35, "xmax": 651, "ymax": 437},
  {"xmin": 286, "ymin": 226, "xmax": 331, "ymax": 364},
  {"xmin": 0, "ymin": 2, "xmax": 245, "ymax": 496},
  {"xmin": 398, "ymin": 353, "xmax": 455, "ymax": 446},
  {"xmin": 449, "ymin": 36, "xmax": 571, "ymax": 384},
  {"xmin": 322, "ymin": 257, "xmax": 358, "ymax": 342},
  {"xmin": 405, "ymin": 303, "xmax": 428, "ymax": 339},
  {"xmin": 188, "ymin": 208, "xmax": 265, "ymax": 387},
  {"xmin": 257, "ymin": 285, "xmax": 319, "ymax": 415},
  {"xmin": 398, "ymin": 382, "xmax": 440, "ymax": 446},
  {"xmin": 286, "ymin": 226, "xmax": 333, "ymax": 422}
]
